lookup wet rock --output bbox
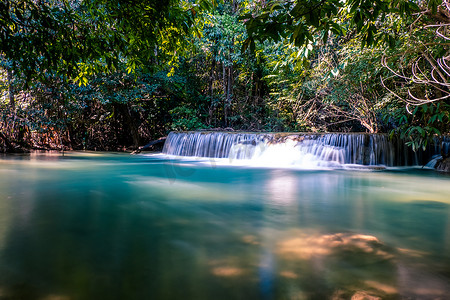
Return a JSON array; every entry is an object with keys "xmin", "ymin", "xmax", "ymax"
[
  {"xmin": 435, "ymin": 157, "xmax": 450, "ymax": 172},
  {"xmin": 239, "ymin": 140, "xmax": 257, "ymax": 146},
  {"xmin": 351, "ymin": 291, "xmax": 381, "ymax": 300}
]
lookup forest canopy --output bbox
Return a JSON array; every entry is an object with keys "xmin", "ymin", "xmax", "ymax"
[{"xmin": 0, "ymin": 0, "xmax": 449, "ymax": 153}]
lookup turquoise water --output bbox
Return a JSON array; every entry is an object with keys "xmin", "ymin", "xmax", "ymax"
[{"xmin": 0, "ymin": 152, "xmax": 450, "ymax": 299}]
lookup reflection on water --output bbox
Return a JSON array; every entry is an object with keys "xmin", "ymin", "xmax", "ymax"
[{"xmin": 0, "ymin": 152, "xmax": 450, "ymax": 299}]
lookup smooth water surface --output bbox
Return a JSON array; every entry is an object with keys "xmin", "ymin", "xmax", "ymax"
[{"xmin": 0, "ymin": 152, "xmax": 450, "ymax": 299}]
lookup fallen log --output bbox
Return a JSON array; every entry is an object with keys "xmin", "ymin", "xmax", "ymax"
[{"xmin": 131, "ymin": 137, "xmax": 167, "ymax": 154}]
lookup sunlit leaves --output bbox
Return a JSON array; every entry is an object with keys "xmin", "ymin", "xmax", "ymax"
[
  {"xmin": 201, "ymin": 10, "xmax": 246, "ymax": 66},
  {"xmin": 241, "ymin": 0, "xmax": 444, "ymax": 53},
  {"xmin": 0, "ymin": 0, "xmax": 218, "ymax": 83}
]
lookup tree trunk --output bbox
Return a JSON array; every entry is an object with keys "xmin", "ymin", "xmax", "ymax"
[
  {"xmin": 7, "ymin": 68, "xmax": 14, "ymax": 109},
  {"xmin": 223, "ymin": 63, "xmax": 227, "ymax": 126},
  {"xmin": 126, "ymin": 104, "xmax": 140, "ymax": 149},
  {"xmin": 209, "ymin": 57, "xmax": 216, "ymax": 126},
  {"xmin": 227, "ymin": 63, "xmax": 232, "ymax": 124}
]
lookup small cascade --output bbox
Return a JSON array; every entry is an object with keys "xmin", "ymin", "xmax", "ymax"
[
  {"xmin": 162, "ymin": 131, "xmax": 438, "ymax": 167},
  {"xmin": 228, "ymin": 138, "xmax": 346, "ymax": 167},
  {"xmin": 162, "ymin": 131, "xmax": 270, "ymax": 158},
  {"xmin": 425, "ymin": 135, "xmax": 450, "ymax": 167},
  {"xmin": 432, "ymin": 135, "xmax": 450, "ymax": 156}
]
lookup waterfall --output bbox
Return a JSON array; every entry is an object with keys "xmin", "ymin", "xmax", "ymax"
[
  {"xmin": 162, "ymin": 131, "xmax": 439, "ymax": 167},
  {"xmin": 161, "ymin": 131, "xmax": 270, "ymax": 158},
  {"xmin": 433, "ymin": 135, "xmax": 450, "ymax": 156}
]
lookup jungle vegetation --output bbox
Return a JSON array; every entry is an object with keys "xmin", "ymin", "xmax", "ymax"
[{"xmin": 0, "ymin": 0, "xmax": 449, "ymax": 153}]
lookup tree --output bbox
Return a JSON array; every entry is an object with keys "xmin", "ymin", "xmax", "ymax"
[
  {"xmin": 241, "ymin": 0, "xmax": 448, "ymax": 150},
  {"xmin": 0, "ymin": 0, "xmax": 216, "ymax": 151},
  {"xmin": 240, "ymin": 0, "xmax": 426, "ymax": 51},
  {"xmin": 0, "ymin": 0, "xmax": 212, "ymax": 83},
  {"xmin": 380, "ymin": 0, "xmax": 450, "ymax": 152}
]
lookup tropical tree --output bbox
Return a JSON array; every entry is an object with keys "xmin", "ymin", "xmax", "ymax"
[
  {"xmin": 0, "ymin": 0, "xmax": 215, "ymax": 151},
  {"xmin": 241, "ymin": 0, "xmax": 448, "ymax": 149}
]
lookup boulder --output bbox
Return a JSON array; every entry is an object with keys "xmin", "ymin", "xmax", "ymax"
[{"xmin": 435, "ymin": 157, "xmax": 450, "ymax": 172}]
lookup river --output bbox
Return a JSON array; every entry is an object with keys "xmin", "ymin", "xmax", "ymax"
[{"xmin": 0, "ymin": 151, "xmax": 449, "ymax": 299}]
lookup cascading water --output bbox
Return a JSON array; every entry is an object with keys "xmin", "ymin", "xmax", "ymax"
[
  {"xmin": 161, "ymin": 131, "xmax": 270, "ymax": 158},
  {"xmin": 426, "ymin": 135, "xmax": 450, "ymax": 168},
  {"xmin": 162, "ymin": 131, "xmax": 443, "ymax": 168}
]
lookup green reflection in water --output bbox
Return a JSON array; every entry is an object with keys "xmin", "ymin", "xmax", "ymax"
[{"xmin": 0, "ymin": 152, "xmax": 449, "ymax": 299}]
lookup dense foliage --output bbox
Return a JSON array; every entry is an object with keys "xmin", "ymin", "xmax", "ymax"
[{"xmin": 1, "ymin": 0, "xmax": 449, "ymax": 154}]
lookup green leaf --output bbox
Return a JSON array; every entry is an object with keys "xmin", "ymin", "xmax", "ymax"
[
  {"xmin": 323, "ymin": 30, "xmax": 329, "ymax": 44},
  {"xmin": 432, "ymin": 127, "xmax": 441, "ymax": 135},
  {"xmin": 416, "ymin": 127, "xmax": 424, "ymax": 136},
  {"xmin": 429, "ymin": 115, "xmax": 437, "ymax": 124}
]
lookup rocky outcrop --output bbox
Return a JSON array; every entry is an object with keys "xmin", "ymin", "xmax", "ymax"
[{"xmin": 436, "ymin": 157, "xmax": 450, "ymax": 172}]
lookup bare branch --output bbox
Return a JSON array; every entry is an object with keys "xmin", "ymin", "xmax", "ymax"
[{"xmin": 382, "ymin": 0, "xmax": 450, "ymax": 111}]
